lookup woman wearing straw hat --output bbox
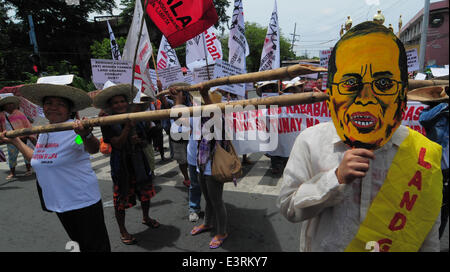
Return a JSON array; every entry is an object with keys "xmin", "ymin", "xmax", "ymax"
[
  {"xmin": 0, "ymin": 95, "xmax": 35, "ymax": 180},
  {"xmin": 0, "ymin": 84, "xmax": 110, "ymax": 252},
  {"xmin": 93, "ymin": 83, "xmax": 159, "ymax": 245}
]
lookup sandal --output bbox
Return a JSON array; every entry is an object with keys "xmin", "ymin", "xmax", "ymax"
[
  {"xmin": 209, "ymin": 234, "xmax": 228, "ymax": 249},
  {"xmin": 24, "ymin": 170, "xmax": 33, "ymax": 176},
  {"xmin": 120, "ymin": 235, "xmax": 137, "ymax": 245},
  {"xmin": 6, "ymin": 174, "xmax": 15, "ymax": 181},
  {"xmin": 142, "ymin": 218, "xmax": 160, "ymax": 228},
  {"xmin": 190, "ymin": 224, "xmax": 213, "ymax": 236}
]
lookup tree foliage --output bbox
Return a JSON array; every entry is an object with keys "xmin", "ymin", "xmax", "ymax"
[
  {"xmin": 232, "ymin": 22, "xmax": 296, "ymax": 72},
  {"xmin": 1, "ymin": 0, "xmax": 116, "ymax": 84},
  {"xmin": 90, "ymin": 37, "xmax": 127, "ymax": 60}
]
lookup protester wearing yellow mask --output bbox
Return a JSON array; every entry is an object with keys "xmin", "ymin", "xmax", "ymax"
[
  {"xmin": 327, "ymin": 28, "xmax": 408, "ymax": 150},
  {"xmin": 278, "ymin": 22, "xmax": 442, "ymax": 252}
]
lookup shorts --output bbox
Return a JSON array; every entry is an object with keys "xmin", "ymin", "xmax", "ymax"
[{"xmin": 171, "ymin": 140, "xmax": 188, "ymax": 165}]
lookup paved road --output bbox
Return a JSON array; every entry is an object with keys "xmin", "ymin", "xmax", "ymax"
[
  {"xmin": 0, "ymin": 125, "xmax": 300, "ymax": 252},
  {"xmin": 0, "ymin": 106, "xmax": 447, "ymax": 252}
]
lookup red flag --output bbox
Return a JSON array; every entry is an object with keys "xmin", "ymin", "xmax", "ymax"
[{"xmin": 146, "ymin": 0, "xmax": 218, "ymax": 48}]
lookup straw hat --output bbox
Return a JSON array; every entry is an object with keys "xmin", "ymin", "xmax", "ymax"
[
  {"xmin": 0, "ymin": 96, "xmax": 21, "ymax": 110},
  {"xmin": 19, "ymin": 83, "xmax": 92, "ymax": 112},
  {"xmin": 140, "ymin": 92, "xmax": 155, "ymax": 102},
  {"xmin": 92, "ymin": 84, "xmax": 138, "ymax": 109},
  {"xmin": 256, "ymin": 81, "xmax": 278, "ymax": 97},
  {"xmin": 188, "ymin": 90, "xmax": 222, "ymax": 105},
  {"xmin": 209, "ymin": 90, "xmax": 223, "ymax": 104},
  {"xmin": 282, "ymin": 83, "xmax": 299, "ymax": 93},
  {"xmin": 407, "ymin": 85, "xmax": 449, "ymax": 103}
]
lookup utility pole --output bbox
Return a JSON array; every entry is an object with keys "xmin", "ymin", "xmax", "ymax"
[
  {"xmin": 418, "ymin": 0, "xmax": 430, "ymax": 72},
  {"xmin": 28, "ymin": 15, "xmax": 39, "ymax": 54},
  {"xmin": 290, "ymin": 23, "xmax": 300, "ymax": 51}
]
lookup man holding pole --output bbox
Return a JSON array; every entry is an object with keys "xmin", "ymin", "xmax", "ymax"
[{"xmin": 278, "ymin": 21, "xmax": 442, "ymax": 252}]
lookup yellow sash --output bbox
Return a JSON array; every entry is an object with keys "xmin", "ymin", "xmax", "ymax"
[{"xmin": 345, "ymin": 129, "xmax": 443, "ymax": 252}]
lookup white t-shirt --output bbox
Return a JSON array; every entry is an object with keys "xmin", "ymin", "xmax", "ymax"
[{"xmin": 31, "ymin": 121, "xmax": 101, "ymax": 213}]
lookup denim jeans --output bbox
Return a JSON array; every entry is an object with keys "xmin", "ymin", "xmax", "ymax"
[{"xmin": 188, "ymin": 164, "xmax": 202, "ymax": 213}]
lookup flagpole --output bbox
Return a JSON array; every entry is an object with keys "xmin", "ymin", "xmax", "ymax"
[
  {"xmin": 202, "ymin": 32, "xmax": 212, "ymax": 80},
  {"xmin": 131, "ymin": 0, "xmax": 148, "ymax": 96},
  {"xmin": 152, "ymin": 52, "xmax": 160, "ymax": 82}
]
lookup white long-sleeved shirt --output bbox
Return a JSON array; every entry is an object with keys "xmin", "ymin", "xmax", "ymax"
[{"xmin": 277, "ymin": 122, "xmax": 440, "ymax": 252}]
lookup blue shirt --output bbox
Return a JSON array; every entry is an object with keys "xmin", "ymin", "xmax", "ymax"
[{"xmin": 419, "ymin": 103, "xmax": 449, "ymax": 169}]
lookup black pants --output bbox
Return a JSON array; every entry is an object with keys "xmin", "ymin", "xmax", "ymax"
[{"xmin": 56, "ymin": 200, "xmax": 111, "ymax": 252}]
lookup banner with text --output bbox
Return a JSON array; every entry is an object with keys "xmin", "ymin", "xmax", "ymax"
[
  {"xmin": 225, "ymin": 100, "xmax": 427, "ymax": 155},
  {"xmin": 91, "ymin": 59, "xmax": 133, "ymax": 89}
]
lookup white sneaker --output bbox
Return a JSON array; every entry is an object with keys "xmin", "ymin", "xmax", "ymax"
[{"xmin": 189, "ymin": 212, "xmax": 199, "ymax": 222}]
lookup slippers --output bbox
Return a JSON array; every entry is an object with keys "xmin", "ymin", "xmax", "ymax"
[
  {"xmin": 190, "ymin": 224, "xmax": 213, "ymax": 236},
  {"xmin": 142, "ymin": 218, "xmax": 160, "ymax": 228},
  {"xmin": 209, "ymin": 234, "xmax": 228, "ymax": 249},
  {"xmin": 6, "ymin": 174, "xmax": 15, "ymax": 181},
  {"xmin": 24, "ymin": 170, "xmax": 33, "ymax": 176},
  {"xmin": 120, "ymin": 235, "xmax": 137, "ymax": 245}
]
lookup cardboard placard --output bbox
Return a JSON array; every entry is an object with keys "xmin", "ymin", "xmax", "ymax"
[{"xmin": 91, "ymin": 59, "xmax": 133, "ymax": 89}]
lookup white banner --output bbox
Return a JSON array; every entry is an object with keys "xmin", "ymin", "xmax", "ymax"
[
  {"xmin": 192, "ymin": 65, "xmax": 215, "ymax": 84},
  {"xmin": 228, "ymin": 0, "xmax": 249, "ymax": 70},
  {"xmin": 406, "ymin": 48, "xmax": 419, "ymax": 72},
  {"xmin": 90, "ymin": 59, "xmax": 133, "ymax": 89},
  {"xmin": 213, "ymin": 59, "xmax": 245, "ymax": 97},
  {"xmin": 107, "ymin": 20, "xmax": 121, "ymax": 60},
  {"xmin": 186, "ymin": 26, "xmax": 223, "ymax": 70},
  {"xmin": 19, "ymin": 97, "xmax": 45, "ymax": 121},
  {"xmin": 158, "ymin": 66, "xmax": 185, "ymax": 89},
  {"xmin": 157, "ymin": 35, "xmax": 180, "ymax": 70},
  {"xmin": 226, "ymin": 100, "xmax": 427, "ymax": 155},
  {"xmin": 122, "ymin": 0, "xmax": 154, "ymax": 97},
  {"xmin": 319, "ymin": 49, "xmax": 332, "ymax": 68},
  {"xmin": 259, "ymin": 0, "xmax": 280, "ymax": 71}
]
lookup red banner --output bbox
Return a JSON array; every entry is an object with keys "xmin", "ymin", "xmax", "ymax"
[{"xmin": 146, "ymin": 0, "xmax": 218, "ymax": 48}]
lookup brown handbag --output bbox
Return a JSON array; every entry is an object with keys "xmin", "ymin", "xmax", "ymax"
[{"xmin": 211, "ymin": 140, "xmax": 242, "ymax": 184}]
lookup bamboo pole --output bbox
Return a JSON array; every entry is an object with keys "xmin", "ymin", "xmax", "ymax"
[
  {"xmin": 156, "ymin": 64, "xmax": 327, "ymax": 97},
  {"xmin": 408, "ymin": 79, "xmax": 448, "ymax": 90},
  {"xmin": 4, "ymin": 92, "xmax": 329, "ymax": 138}
]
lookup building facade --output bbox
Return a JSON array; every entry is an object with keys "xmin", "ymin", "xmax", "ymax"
[{"xmin": 399, "ymin": 0, "xmax": 449, "ymax": 67}]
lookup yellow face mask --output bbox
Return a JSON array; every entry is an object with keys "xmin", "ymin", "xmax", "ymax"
[{"xmin": 327, "ymin": 32, "xmax": 407, "ymax": 150}]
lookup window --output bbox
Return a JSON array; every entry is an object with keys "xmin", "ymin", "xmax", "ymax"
[{"xmin": 429, "ymin": 13, "xmax": 444, "ymax": 28}]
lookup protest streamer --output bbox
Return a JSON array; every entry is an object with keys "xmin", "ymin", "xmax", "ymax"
[
  {"xmin": 122, "ymin": 0, "xmax": 154, "ymax": 98},
  {"xmin": 5, "ymin": 92, "xmax": 328, "ymax": 139},
  {"xmin": 186, "ymin": 26, "xmax": 223, "ymax": 71},
  {"xmin": 259, "ymin": 0, "xmax": 280, "ymax": 72},
  {"xmin": 107, "ymin": 20, "xmax": 121, "ymax": 60},
  {"xmin": 157, "ymin": 35, "xmax": 181, "ymax": 70},
  {"xmin": 228, "ymin": 0, "xmax": 249, "ymax": 70},
  {"xmin": 130, "ymin": 0, "xmax": 147, "ymax": 97},
  {"xmin": 156, "ymin": 63, "xmax": 327, "ymax": 97},
  {"xmin": 145, "ymin": 0, "xmax": 218, "ymax": 48}
]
